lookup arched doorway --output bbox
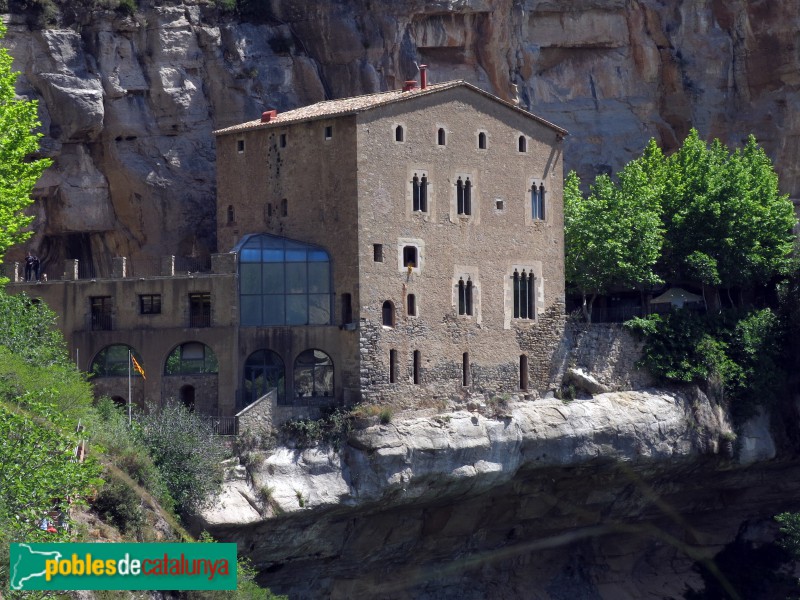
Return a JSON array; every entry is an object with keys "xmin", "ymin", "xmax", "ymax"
[
  {"xmin": 179, "ymin": 385, "xmax": 196, "ymax": 411},
  {"xmin": 243, "ymin": 350, "xmax": 285, "ymax": 406}
]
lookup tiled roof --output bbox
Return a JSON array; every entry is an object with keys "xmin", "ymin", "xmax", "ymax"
[{"xmin": 213, "ymin": 80, "xmax": 568, "ymax": 136}]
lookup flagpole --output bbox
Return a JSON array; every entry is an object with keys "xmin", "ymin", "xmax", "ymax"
[{"xmin": 128, "ymin": 350, "xmax": 132, "ymax": 426}]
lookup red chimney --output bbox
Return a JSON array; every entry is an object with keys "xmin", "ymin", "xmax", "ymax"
[
  {"xmin": 402, "ymin": 80, "xmax": 418, "ymax": 92},
  {"xmin": 420, "ymin": 64, "xmax": 428, "ymax": 89},
  {"xmin": 261, "ymin": 109, "xmax": 278, "ymax": 123}
]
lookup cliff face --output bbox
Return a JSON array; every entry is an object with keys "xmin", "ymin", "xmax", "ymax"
[
  {"xmin": 199, "ymin": 389, "xmax": 795, "ymax": 599},
  {"xmin": 4, "ymin": 0, "xmax": 800, "ymax": 269}
]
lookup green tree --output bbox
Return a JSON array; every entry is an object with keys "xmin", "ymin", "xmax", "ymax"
[
  {"xmin": 661, "ymin": 130, "xmax": 796, "ymax": 303},
  {"xmin": 564, "ymin": 139, "xmax": 664, "ymax": 321},
  {"xmin": 0, "ymin": 23, "xmax": 51, "ymax": 267},
  {"xmin": 135, "ymin": 401, "xmax": 227, "ymax": 515}
]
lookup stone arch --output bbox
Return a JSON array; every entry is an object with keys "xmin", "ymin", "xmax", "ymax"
[{"xmin": 90, "ymin": 344, "xmax": 143, "ymax": 378}]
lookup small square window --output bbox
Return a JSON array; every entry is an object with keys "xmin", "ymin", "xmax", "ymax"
[
  {"xmin": 495, "ymin": 199, "xmax": 504, "ymax": 211},
  {"xmin": 324, "ymin": 126, "xmax": 333, "ymax": 140},
  {"xmin": 373, "ymin": 244, "xmax": 384, "ymax": 262},
  {"xmin": 140, "ymin": 294, "xmax": 162, "ymax": 315},
  {"xmin": 237, "ymin": 139, "xmax": 245, "ymax": 153},
  {"xmin": 280, "ymin": 133, "xmax": 287, "ymax": 148}
]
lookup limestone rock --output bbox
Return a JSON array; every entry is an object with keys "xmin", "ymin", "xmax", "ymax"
[
  {"xmin": 4, "ymin": 1, "xmax": 800, "ymax": 267},
  {"xmin": 563, "ymin": 366, "xmax": 611, "ymax": 395}
]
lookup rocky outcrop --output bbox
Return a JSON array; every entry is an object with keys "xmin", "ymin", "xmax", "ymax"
[
  {"xmin": 4, "ymin": 0, "xmax": 800, "ymax": 270},
  {"xmin": 194, "ymin": 388, "xmax": 796, "ymax": 598}
]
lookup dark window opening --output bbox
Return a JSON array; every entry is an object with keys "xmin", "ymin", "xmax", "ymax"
[
  {"xmin": 413, "ymin": 350, "xmax": 421, "ymax": 385},
  {"xmin": 280, "ymin": 133, "xmax": 287, "ymax": 148},
  {"xmin": 403, "ymin": 246, "xmax": 418, "ymax": 269},
  {"xmin": 395, "ymin": 125, "xmax": 404, "ymax": 142},
  {"xmin": 496, "ymin": 199, "xmax": 505, "ymax": 211},
  {"xmin": 382, "ymin": 300, "xmax": 395, "ymax": 327},
  {"xmin": 478, "ymin": 132, "xmax": 487, "ymax": 149},
  {"xmin": 412, "ymin": 173, "xmax": 428, "ymax": 212},
  {"xmin": 266, "ymin": 203, "xmax": 273, "ymax": 218},
  {"xmin": 244, "ymin": 349, "xmax": 285, "ymax": 406},
  {"xmin": 324, "ymin": 125, "xmax": 333, "ymax": 139},
  {"xmin": 179, "ymin": 385, "xmax": 195, "ymax": 411},
  {"xmin": 237, "ymin": 139, "xmax": 245, "ymax": 153},
  {"xmin": 513, "ymin": 270, "xmax": 535, "ymax": 320},
  {"xmin": 373, "ymin": 243, "xmax": 383, "ymax": 262},
  {"xmin": 518, "ymin": 135, "xmax": 527, "ymax": 152},
  {"xmin": 189, "ymin": 292, "xmax": 211, "ymax": 327},
  {"xmin": 91, "ymin": 296, "xmax": 112, "ymax": 331},
  {"xmin": 520, "ymin": 354, "xmax": 529, "ymax": 390},
  {"xmin": 342, "ymin": 293, "xmax": 353, "ymax": 324},
  {"xmin": 139, "ymin": 294, "xmax": 161, "ymax": 315},
  {"xmin": 227, "ymin": 204, "xmax": 235, "ymax": 224},
  {"xmin": 456, "ymin": 177, "xmax": 472, "ymax": 215},
  {"xmin": 90, "ymin": 344, "xmax": 141, "ymax": 378},
  {"xmin": 438, "ymin": 128, "xmax": 446, "ymax": 145},
  {"xmin": 532, "ymin": 182, "xmax": 546, "ymax": 220},
  {"xmin": 458, "ymin": 278, "xmax": 473, "ymax": 315},
  {"xmin": 407, "ymin": 293, "xmax": 416, "ymax": 316},
  {"xmin": 462, "ymin": 352, "xmax": 470, "ymax": 387},
  {"xmin": 281, "ymin": 198, "xmax": 288, "ymax": 217},
  {"xmin": 389, "ymin": 349, "xmax": 398, "ymax": 383}
]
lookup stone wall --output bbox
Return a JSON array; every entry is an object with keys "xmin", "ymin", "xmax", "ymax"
[
  {"xmin": 237, "ymin": 390, "xmax": 277, "ymax": 436},
  {"xmin": 552, "ymin": 321, "xmax": 655, "ymax": 392}
]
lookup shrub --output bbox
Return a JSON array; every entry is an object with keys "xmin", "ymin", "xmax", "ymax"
[
  {"xmin": 280, "ymin": 406, "xmax": 353, "ymax": 450},
  {"xmin": 92, "ymin": 478, "xmax": 144, "ymax": 535},
  {"xmin": 134, "ymin": 401, "xmax": 227, "ymax": 515}
]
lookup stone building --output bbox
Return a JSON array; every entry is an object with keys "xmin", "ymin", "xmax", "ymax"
[{"xmin": 8, "ymin": 77, "xmax": 567, "ymax": 421}]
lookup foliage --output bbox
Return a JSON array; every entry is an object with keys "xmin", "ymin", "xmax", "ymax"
[
  {"xmin": 0, "ymin": 289, "xmax": 68, "ymax": 366},
  {"xmin": 626, "ymin": 308, "xmax": 784, "ymax": 422},
  {"xmin": 564, "ymin": 139, "xmax": 664, "ymax": 321},
  {"xmin": 92, "ymin": 478, "xmax": 144, "ymax": 535},
  {"xmin": 279, "ymin": 406, "xmax": 354, "ymax": 450},
  {"xmin": 661, "ymin": 131, "xmax": 796, "ymax": 291},
  {"xmin": 565, "ymin": 130, "xmax": 796, "ymax": 315},
  {"xmin": 776, "ymin": 512, "xmax": 800, "ymax": 558},
  {"xmin": 0, "ymin": 23, "xmax": 51, "ymax": 261},
  {"xmin": 134, "ymin": 401, "xmax": 227, "ymax": 515}
]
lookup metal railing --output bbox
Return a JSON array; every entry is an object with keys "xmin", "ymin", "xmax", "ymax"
[
  {"xmin": 176, "ymin": 256, "xmax": 211, "ymax": 273},
  {"xmin": 201, "ymin": 415, "xmax": 238, "ymax": 436},
  {"xmin": 90, "ymin": 312, "xmax": 113, "ymax": 331}
]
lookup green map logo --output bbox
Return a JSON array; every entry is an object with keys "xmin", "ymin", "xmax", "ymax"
[{"xmin": 10, "ymin": 543, "xmax": 237, "ymax": 590}]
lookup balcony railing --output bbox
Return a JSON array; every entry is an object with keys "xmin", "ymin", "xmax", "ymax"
[
  {"xmin": 200, "ymin": 415, "xmax": 238, "ymax": 436},
  {"xmin": 189, "ymin": 312, "xmax": 211, "ymax": 328}
]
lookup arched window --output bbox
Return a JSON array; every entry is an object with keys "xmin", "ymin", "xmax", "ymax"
[
  {"xmin": 532, "ymin": 182, "xmax": 546, "ymax": 220},
  {"xmin": 458, "ymin": 277, "xmax": 473, "ymax": 315},
  {"xmin": 382, "ymin": 300, "xmax": 395, "ymax": 327},
  {"xmin": 227, "ymin": 205, "xmax": 235, "ymax": 224},
  {"xmin": 90, "ymin": 344, "xmax": 143, "ymax": 378},
  {"xmin": 412, "ymin": 173, "xmax": 428, "ymax": 212},
  {"xmin": 294, "ymin": 349, "xmax": 333, "ymax": 399},
  {"xmin": 513, "ymin": 269, "xmax": 535, "ymax": 319},
  {"xmin": 164, "ymin": 342, "xmax": 218, "ymax": 375},
  {"xmin": 244, "ymin": 349, "xmax": 285, "ymax": 405},
  {"xmin": 180, "ymin": 385, "xmax": 195, "ymax": 411},
  {"xmin": 518, "ymin": 135, "xmax": 527, "ymax": 152},
  {"xmin": 236, "ymin": 234, "xmax": 332, "ymax": 326},
  {"xmin": 395, "ymin": 125, "xmax": 404, "ymax": 142},
  {"xmin": 438, "ymin": 128, "xmax": 446, "ymax": 145},
  {"xmin": 478, "ymin": 132, "xmax": 487, "ymax": 149},
  {"xmin": 407, "ymin": 293, "xmax": 416, "ymax": 316}
]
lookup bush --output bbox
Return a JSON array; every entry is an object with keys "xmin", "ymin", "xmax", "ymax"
[
  {"xmin": 92, "ymin": 478, "xmax": 144, "ymax": 535},
  {"xmin": 135, "ymin": 401, "xmax": 227, "ymax": 515},
  {"xmin": 626, "ymin": 308, "xmax": 785, "ymax": 422},
  {"xmin": 280, "ymin": 406, "xmax": 354, "ymax": 450},
  {"xmin": 0, "ymin": 290, "xmax": 69, "ymax": 367}
]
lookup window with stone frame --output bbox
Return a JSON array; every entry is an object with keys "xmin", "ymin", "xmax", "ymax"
[
  {"xmin": 412, "ymin": 172, "xmax": 429, "ymax": 212},
  {"xmin": 512, "ymin": 269, "xmax": 535, "ymax": 319},
  {"xmin": 456, "ymin": 176, "xmax": 472, "ymax": 216},
  {"xmin": 531, "ymin": 182, "xmax": 546, "ymax": 220},
  {"xmin": 457, "ymin": 277, "xmax": 473, "ymax": 315}
]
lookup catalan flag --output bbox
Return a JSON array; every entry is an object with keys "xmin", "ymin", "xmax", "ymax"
[{"xmin": 131, "ymin": 355, "xmax": 146, "ymax": 379}]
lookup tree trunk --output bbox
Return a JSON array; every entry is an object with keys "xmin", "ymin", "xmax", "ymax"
[{"xmin": 582, "ymin": 293, "xmax": 596, "ymax": 323}]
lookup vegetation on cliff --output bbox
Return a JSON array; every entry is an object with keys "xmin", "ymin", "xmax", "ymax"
[{"xmin": 0, "ymin": 23, "xmax": 50, "ymax": 268}]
